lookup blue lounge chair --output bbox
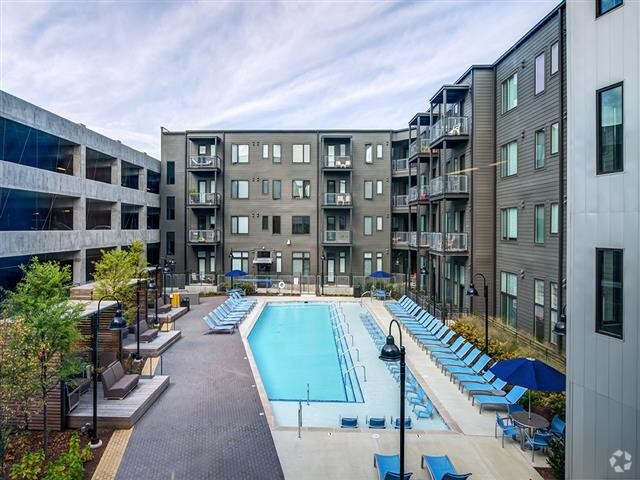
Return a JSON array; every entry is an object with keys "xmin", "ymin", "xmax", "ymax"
[
  {"xmin": 474, "ymin": 386, "xmax": 528, "ymax": 413},
  {"xmin": 206, "ymin": 312, "xmax": 238, "ymax": 326},
  {"xmin": 340, "ymin": 416, "xmax": 358, "ymax": 428},
  {"xmin": 419, "ymin": 330, "xmax": 455, "ymax": 349},
  {"xmin": 368, "ymin": 417, "xmax": 387, "ymax": 429},
  {"xmin": 432, "ymin": 342, "xmax": 472, "ymax": 363},
  {"xmin": 438, "ymin": 348, "xmax": 481, "ymax": 371},
  {"xmin": 445, "ymin": 354, "xmax": 491, "ymax": 378},
  {"xmin": 217, "ymin": 304, "xmax": 248, "ymax": 319},
  {"xmin": 212, "ymin": 309, "xmax": 244, "ymax": 324},
  {"xmin": 428, "ymin": 337, "xmax": 465, "ymax": 356},
  {"xmin": 413, "ymin": 402, "xmax": 434, "ymax": 419},
  {"xmin": 495, "ymin": 413, "xmax": 519, "ymax": 447},
  {"xmin": 507, "ymin": 403, "xmax": 525, "ymax": 416},
  {"xmin": 523, "ymin": 431, "xmax": 553, "ymax": 461},
  {"xmin": 201, "ymin": 315, "xmax": 235, "ymax": 334},
  {"xmin": 374, "ymin": 454, "xmax": 413, "ymax": 480},
  {"xmin": 414, "ymin": 324, "xmax": 449, "ymax": 341},
  {"xmin": 421, "ymin": 455, "xmax": 472, "ymax": 480},
  {"xmin": 393, "ymin": 417, "xmax": 413, "ymax": 429},
  {"xmin": 452, "ymin": 369, "xmax": 494, "ymax": 387},
  {"xmin": 465, "ymin": 378, "xmax": 507, "ymax": 399}
]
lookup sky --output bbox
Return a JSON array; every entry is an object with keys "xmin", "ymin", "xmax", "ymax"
[{"xmin": 0, "ymin": 0, "xmax": 561, "ymax": 158}]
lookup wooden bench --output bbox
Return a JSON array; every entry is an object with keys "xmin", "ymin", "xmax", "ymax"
[{"xmin": 101, "ymin": 361, "xmax": 139, "ymax": 400}]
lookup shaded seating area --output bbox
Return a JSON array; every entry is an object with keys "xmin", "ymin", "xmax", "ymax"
[{"xmin": 101, "ymin": 361, "xmax": 140, "ymax": 400}]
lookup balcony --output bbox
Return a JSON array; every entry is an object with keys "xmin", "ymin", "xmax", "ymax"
[
  {"xmin": 429, "ymin": 175, "xmax": 469, "ymax": 200},
  {"xmin": 409, "ymin": 136, "xmax": 434, "ymax": 158},
  {"xmin": 392, "ymin": 158, "xmax": 409, "ymax": 175},
  {"xmin": 427, "ymin": 232, "xmax": 468, "ymax": 254},
  {"xmin": 322, "ymin": 193, "xmax": 352, "ymax": 207},
  {"xmin": 252, "ymin": 250, "xmax": 274, "ymax": 264},
  {"xmin": 322, "ymin": 230, "xmax": 352, "ymax": 245},
  {"xmin": 188, "ymin": 192, "xmax": 221, "ymax": 207},
  {"xmin": 188, "ymin": 229, "xmax": 221, "ymax": 244},
  {"xmin": 322, "ymin": 156, "xmax": 352, "ymax": 170},
  {"xmin": 429, "ymin": 116, "xmax": 470, "ymax": 148},
  {"xmin": 392, "ymin": 195, "xmax": 408, "ymax": 208},
  {"xmin": 409, "ymin": 232, "xmax": 429, "ymax": 248},
  {"xmin": 407, "ymin": 185, "xmax": 429, "ymax": 203},
  {"xmin": 189, "ymin": 155, "xmax": 221, "ymax": 170},
  {"xmin": 391, "ymin": 231, "xmax": 410, "ymax": 248}
]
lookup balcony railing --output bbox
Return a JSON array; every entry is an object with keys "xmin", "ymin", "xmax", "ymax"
[
  {"xmin": 392, "ymin": 195, "xmax": 408, "ymax": 207},
  {"xmin": 427, "ymin": 232, "xmax": 468, "ymax": 253},
  {"xmin": 408, "ymin": 185, "xmax": 429, "ymax": 203},
  {"xmin": 392, "ymin": 158, "xmax": 408, "ymax": 173},
  {"xmin": 188, "ymin": 229, "xmax": 221, "ymax": 244},
  {"xmin": 323, "ymin": 193, "xmax": 352, "ymax": 206},
  {"xmin": 391, "ymin": 231, "xmax": 410, "ymax": 247},
  {"xmin": 188, "ymin": 192, "xmax": 221, "ymax": 206},
  {"xmin": 429, "ymin": 174, "xmax": 469, "ymax": 196},
  {"xmin": 409, "ymin": 137, "xmax": 433, "ymax": 157},
  {"xmin": 189, "ymin": 155, "xmax": 221, "ymax": 169},
  {"xmin": 323, "ymin": 230, "xmax": 352, "ymax": 244},
  {"xmin": 323, "ymin": 156, "xmax": 352, "ymax": 169},
  {"xmin": 409, "ymin": 232, "xmax": 429, "ymax": 248},
  {"xmin": 429, "ymin": 116, "xmax": 470, "ymax": 144}
]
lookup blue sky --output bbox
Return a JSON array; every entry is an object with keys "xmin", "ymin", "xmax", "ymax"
[{"xmin": 1, "ymin": 0, "xmax": 560, "ymax": 158}]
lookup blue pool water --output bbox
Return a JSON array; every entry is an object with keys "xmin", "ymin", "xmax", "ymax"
[{"xmin": 248, "ymin": 303, "xmax": 353, "ymax": 402}]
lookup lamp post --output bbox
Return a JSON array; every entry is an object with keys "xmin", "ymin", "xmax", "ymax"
[
  {"xmin": 379, "ymin": 319, "xmax": 405, "ymax": 479},
  {"xmin": 320, "ymin": 254, "xmax": 326, "ymax": 296},
  {"xmin": 228, "ymin": 250, "xmax": 233, "ymax": 290},
  {"xmin": 466, "ymin": 273, "xmax": 489, "ymax": 353},
  {"xmin": 134, "ymin": 280, "xmax": 142, "ymax": 361},
  {"xmin": 148, "ymin": 267, "xmax": 159, "ymax": 327},
  {"xmin": 162, "ymin": 260, "xmax": 170, "ymax": 304},
  {"xmin": 553, "ymin": 305, "xmax": 566, "ymax": 353},
  {"xmin": 91, "ymin": 298, "xmax": 127, "ymax": 448}
]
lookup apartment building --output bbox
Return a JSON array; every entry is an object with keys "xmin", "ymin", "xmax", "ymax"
[
  {"xmin": 160, "ymin": 130, "xmax": 396, "ymax": 285},
  {"xmin": 0, "ymin": 91, "xmax": 161, "ymax": 290},
  {"xmin": 566, "ymin": 0, "xmax": 639, "ymax": 477}
]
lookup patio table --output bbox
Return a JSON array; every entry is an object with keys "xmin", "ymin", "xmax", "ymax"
[{"xmin": 512, "ymin": 411, "xmax": 550, "ymax": 449}]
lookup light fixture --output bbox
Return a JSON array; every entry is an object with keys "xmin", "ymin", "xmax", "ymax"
[
  {"xmin": 108, "ymin": 307, "xmax": 127, "ymax": 331},
  {"xmin": 379, "ymin": 335, "xmax": 401, "ymax": 362},
  {"xmin": 466, "ymin": 282, "xmax": 479, "ymax": 297}
]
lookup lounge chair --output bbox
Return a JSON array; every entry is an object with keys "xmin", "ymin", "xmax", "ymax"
[
  {"xmin": 495, "ymin": 413, "xmax": 519, "ymax": 448},
  {"xmin": 523, "ymin": 431, "xmax": 553, "ymax": 461},
  {"xmin": 421, "ymin": 455, "xmax": 472, "ymax": 480},
  {"xmin": 428, "ymin": 337, "xmax": 465, "ymax": 356},
  {"xmin": 452, "ymin": 369, "xmax": 494, "ymax": 387},
  {"xmin": 432, "ymin": 342, "xmax": 472, "ymax": 363},
  {"xmin": 213, "ymin": 308, "xmax": 244, "ymax": 322},
  {"xmin": 202, "ymin": 315, "xmax": 236, "ymax": 334},
  {"xmin": 474, "ymin": 386, "xmax": 527, "ymax": 413},
  {"xmin": 419, "ymin": 330, "xmax": 455, "ymax": 349},
  {"xmin": 374, "ymin": 454, "xmax": 413, "ymax": 480},
  {"xmin": 465, "ymin": 378, "xmax": 507, "ymax": 399},
  {"xmin": 438, "ymin": 348, "xmax": 481, "ymax": 371},
  {"xmin": 413, "ymin": 402, "xmax": 434, "ymax": 419},
  {"xmin": 542, "ymin": 415, "xmax": 565, "ymax": 438},
  {"xmin": 445, "ymin": 354, "xmax": 491, "ymax": 378},
  {"xmin": 368, "ymin": 416, "xmax": 387, "ymax": 429},
  {"xmin": 340, "ymin": 416, "xmax": 358, "ymax": 428},
  {"xmin": 393, "ymin": 417, "xmax": 413, "ymax": 429}
]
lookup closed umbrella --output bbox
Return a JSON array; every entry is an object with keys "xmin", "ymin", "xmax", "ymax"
[{"xmin": 225, "ymin": 269, "xmax": 247, "ymax": 290}]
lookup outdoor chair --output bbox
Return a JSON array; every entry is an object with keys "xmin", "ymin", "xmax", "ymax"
[
  {"xmin": 339, "ymin": 416, "xmax": 358, "ymax": 428},
  {"xmin": 523, "ymin": 431, "xmax": 553, "ymax": 461},
  {"xmin": 474, "ymin": 386, "xmax": 528, "ymax": 413},
  {"xmin": 367, "ymin": 416, "xmax": 387, "ymax": 429},
  {"xmin": 432, "ymin": 342, "xmax": 473, "ymax": 363},
  {"xmin": 543, "ymin": 415, "xmax": 565, "ymax": 438},
  {"xmin": 463, "ymin": 378, "xmax": 507, "ymax": 398},
  {"xmin": 101, "ymin": 361, "xmax": 139, "ymax": 400},
  {"xmin": 445, "ymin": 354, "xmax": 491, "ymax": 378},
  {"xmin": 422, "ymin": 454, "xmax": 472, "ymax": 480},
  {"xmin": 374, "ymin": 454, "xmax": 413, "ymax": 480},
  {"xmin": 136, "ymin": 320, "xmax": 158, "ymax": 342},
  {"xmin": 393, "ymin": 417, "xmax": 413, "ymax": 429},
  {"xmin": 495, "ymin": 413, "xmax": 519, "ymax": 448},
  {"xmin": 202, "ymin": 315, "xmax": 236, "ymax": 334},
  {"xmin": 413, "ymin": 402, "xmax": 434, "ymax": 419}
]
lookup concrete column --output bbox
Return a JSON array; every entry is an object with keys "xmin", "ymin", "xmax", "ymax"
[
  {"xmin": 111, "ymin": 202, "xmax": 121, "ymax": 231},
  {"xmin": 73, "ymin": 249, "xmax": 87, "ymax": 285},
  {"xmin": 139, "ymin": 167, "xmax": 146, "ymax": 193},
  {"xmin": 111, "ymin": 158, "xmax": 121, "ymax": 186},
  {"xmin": 73, "ymin": 196, "xmax": 86, "ymax": 230},
  {"xmin": 73, "ymin": 145, "xmax": 86, "ymax": 179},
  {"xmin": 140, "ymin": 205, "xmax": 146, "ymax": 231}
]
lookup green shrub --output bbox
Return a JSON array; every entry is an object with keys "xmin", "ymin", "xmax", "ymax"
[
  {"xmin": 10, "ymin": 450, "xmax": 44, "ymax": 480},
  {"xmin": 547, "ymin": 436, "xmax": 565, "ymax": 479}
]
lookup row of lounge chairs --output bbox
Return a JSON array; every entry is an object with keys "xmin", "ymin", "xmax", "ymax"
[
  {"xmin": 202, "ymin": 292, "xmax": 256, "ymax": 334},
  {"xmin": 340, "ymin": 415, "xmax": 413, "ymax": 430},
  {"xmin": 374, "ymin": 453, "xmax": 471, "ymax": 480}
]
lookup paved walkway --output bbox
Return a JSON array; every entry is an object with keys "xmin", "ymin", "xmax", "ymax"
[{"xmin": 116, "ymin": 297, "xmax": 284, "ymax": 480}]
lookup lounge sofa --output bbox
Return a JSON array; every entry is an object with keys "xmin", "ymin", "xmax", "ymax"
[
  {"xmin": 137, "ymin": 320, "xmax": 158, "ymax": 342},
  {"xmin": 101, "ymin": 361, "xmax": 139, "ymax": 400}
]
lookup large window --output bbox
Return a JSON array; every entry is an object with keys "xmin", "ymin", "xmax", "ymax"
[
  {"xmin": 272, "ymin": 215, "xmax": 281, "ymax": 234},
  {"xmin": 292, "ymin": 216, "xmax": 310, "ymax": 234},
  {"xmin": 551, "ymin": 42, "xmax": 559, "ymax": 75},
  {"xmin": 535, "ymin": 53, "xmax": 545, "ymax": 94},
  {"xmin": 550, "ymin": 282, "xmax": 559, "ymax": 345},
  {"xmin": 376, "ymin": 144, "xmax": 383, "ymax": 159},
  {"xmin": 550, "ymin": 203, "xmax": 559, "ymax": 234},
  {"xmin": 534, "ymin": 279, "xmax": 545, "ymax": 340},
  {"xmin": 501, "ymin": 141, "xmax": 518, "ymax": 177},
  {"xmin": 262, "ymin": 215, "xmax": 268, "ymax": 231},
  {"xmin": 551, "ymin": 122, "xmax": 559, "ymax": 155},
  {"xmin": 501, "ymin": 272, "xmax": 518, "ymax": 328},
  {"xmin": 273, "ymin": 144, "xmax": 281, "ymax": 164},
  {"xmin": 292, "ymin": 144, "xmax": 311, "ymax": 163},
  {"xmin": 535, "ymin": 130, "xmax": 545, "ymax": 169},
  {"xmin": 166, "ymin": 231, "xmax": 175, "ymax": 256},
  {"xmin": 166, "ymin": 196, "xmax": 175, "ymax": 220},
  {"xmin": 365, "ymin": 144, "xmax": 373, "ymax": 164},
  {"xmin": 272, "ymin": 180, "xmax": 281, "ymax": 200},
  {"xmin": 292, "ymin": 180, "xmax": 311, "ymax": 199},
  {"xmin": 376, "ymin": 252, "xmax": 383, "ymax": 272},
  {"xmin": 231, "ymin": 144, "xmax": 249, "ymax": 164},
  {"xmin": 262, "ymin": 179, "xmax": 269, "ymax": 195},
  {"xmin": 364, "ymin": 180, "xmax": 373, "ymax": 199},
  {"xmin": 231, "ymin": 180, "xmax": 249, "ymax": 199},
  {"xmin": 231, "ymin": 216, "xmax": 249, "ymax": 234},
  {"xmin": 231, "ymin": 251, "xmax": 249, "ymax": 272},
  {"xmin": 166, "ymin": 161, "xmax": 175, "ymax": 184},
  {"xmin": 597, "ymin": 83, "xmax": 623, "ymax": 174},
  {"xmin": 500, "ymin": 207, "xmax": 518, "ymax": 240},
  {"xmin": 376, "ymin": 180, "xmax": 383, "ymax": 195},
  {"xmin": 364, "ymin": 216, "xmax": 373, "ymax": 236},
  {"xmin": 597, "ymin": 0, "xmax": 623, "ymax": 17},
  {"xmin": 363, "ymin": 252, "xmax": 372, "ymax": 276},
  {"xmin": 275, "ymin": 251, "xmax": 282, "ymax": 273},
  {"xmin": 376, "ymin": 216, "xmax": 383, "ymax": 231},
  {"xmin": 292, "ymin": 252, "xmax": 310, "ymax": 276},
  {"xmin": 262, "ymin": 144, "xmax": 269, "ymax": 159},
  {"xmin": 534, "ymin": 205, "xmax": 545, "ymax": 244},
  {"xmin": 596, "ymin": 248, "xmax": 623, "ymax": 339},
  {"xmin": 501, "ymin": 73, "xmax": 518, "ymax": 113}
]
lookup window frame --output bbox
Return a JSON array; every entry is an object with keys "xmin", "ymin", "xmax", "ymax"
[
  {"xmin": 272, "ymin": 144, "xmax": 282, "ymax": 164},
  {"xmin": 262, "ymin": 144, "xmax": 269, "ymax": 159},
  {"xmin": 596, "ymin": 82, "xmax": 624, "ymax": 174},
  {"xmin": 595, "ymin": 248, "xmax": 624, "ymax": 339},
  {"xmin": 166, "ymin": 161, "xmax": 175, "ymax": 185},
  {"xmin": 231, "ymin": 179, "xmax": 249, "ymax": 199},
  {"xmin": 272, "ymin": 179, "xmax": 281, "ymax": 200},
  {"xmin": 292, "ymin": 179, "xmax": 311, "ymax": 199},
  {"xmin": 292, "ymin": 144, "xmax": 311, "ymax": 164},
  {"xmin": 363, "ymin": 216, "xmax": 373, "ymax": 236},
  {"xmin": 534, "ymin": 204, "xmax": 545, "ymax": 244},
  {"xmin": 166, "ymin": 196, "xmax": 175, "ymax": 220},
  {"xmin": 535, "ymin": 130, "xmax": 546, "ymax": 169},
  {"xmin": 550, "ymin": 282, "xmax": 559, "ymax": 345},
  {"xmin": 534, "ymin": 279, "xmax": 545, "ymax": 339},
  {"xmin": 376, "ymin": 216, "xmax": 383, "ymax": 231},
  {"xmin": 535, "ymin": 52, "xmax": 545, "ymax": 95},
  {"xmin": 500, "ymin": 271, "xmax": 518, "ymax": 328},
  {"xmin": 500, "ymin": 207, "xmax": 518, "ymax": 241},
  {"xmin": 261, "ymin": 179, "xmax": 269, "ymax": 195},
  {"xmin": 291, "ymin": 215, "xmax": 310, "ymax": 235},
  {"xmin": 231, "ymin": 144, "xmax": 249, "ymax": 164},
  {"xmin": 551, "ymin": 122, "xmax": 559, "ymax": 155},
  {"xmin": 261, "ymin": 215, "xmax": 269, "ymax": 231},
  {"xmin": 550, "ymin": 203, "xmax": 559, "ymax": 235},
  {"xmin": 231, "ymin": 215, "xmax": 249, "ymax": 235},
  {"xmin": 376, "ymin": 144, "xmax": 383, "ymax": 159},
  {"xmin": 376, "ymin": 179, "xmax": 383, "ymax": 195},
  {"xmin": 272, "ymin": 215, "xmax": 281, "ymax": 234},
  {"xmin": 365, "ymin": 144, "xmax": 373, "ymax": 164},
  {"xmin": 596, "ymin": 0, "xmax": 623, "ymax": 17},
  {"xmin": 501, "ymin": 140, "xmax": 518, "ymax": 177},
  {"xmin": 551, "ymin": 41, "xmax": 559, "ymax": 75},
  {"xmin": 364, "ymin": 180, "xmax": 373, "ymax": 200},
  {"xmin": 501, "ymin": 72, "xmax": 518, "ymax": 113}
]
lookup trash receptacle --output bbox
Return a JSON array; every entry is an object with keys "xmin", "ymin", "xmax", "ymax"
[
  {"xmin": 353, "ymin": 285, "xmax": 362, "ymax": 298},
  {"xmin": 171, "ymin": 293, "xmax": 180, "ymax": 308},
  {"xmin": 180, "ymin": 294, "xmax": 191, "ymax": 312}
]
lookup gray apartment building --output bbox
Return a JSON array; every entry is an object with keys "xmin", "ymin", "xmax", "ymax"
[{"xmin": 0, "ymin": 91, "xmax": 161, "ymax": 289}]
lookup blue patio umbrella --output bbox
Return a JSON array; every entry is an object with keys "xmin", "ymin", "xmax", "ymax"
[
  {"xmin": 225, "ymin": 270, "xmax": 247, "ymax": 290},
  {"xmin": 369, "ymin": 271, "xmax": 393, "ymax": 295},
  {"xmin": 489, "ymin": 357, "xmax": 565, "ymax": 419}
]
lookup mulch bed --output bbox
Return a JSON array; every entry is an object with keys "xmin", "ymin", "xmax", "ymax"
[
  {"xmin": 534, "ymin": 466, "xmax": 558, "ymax": 479},
  {"xmin": 4, "ymin": 427, "xmax": 115, "ymax": 480}
]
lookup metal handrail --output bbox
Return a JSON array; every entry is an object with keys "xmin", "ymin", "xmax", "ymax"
[
  {"xmin": 339, "ymin": 347, "xmax": 360, "ymax": 362},
  {"xmin": 336, "ymin": 332, "xmax": 354, "ymax": 347},
  {"xmin": 344, "ymin": 364, "xmax": 367, "ymax": 382}
]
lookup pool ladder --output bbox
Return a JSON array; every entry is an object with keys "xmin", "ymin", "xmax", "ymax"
[{"xmin": 344, "ymin": 364, "xmax": 367, "ymax": 383}]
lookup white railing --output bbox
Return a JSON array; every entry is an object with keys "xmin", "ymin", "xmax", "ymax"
[
  {"xmin": 392, "ymin": 231, "xmax": 410, "ymax": 246},
  {"xmin": 323, "ymin": 193, "xmax": 353, "ymax": 206},
  {"xmin": 430, "ymin": 175, "xmax": 469, "ymax": 196},
  {"xmin": 392, "ymin": 158, "xmax": 408, "ymax": 172},
  {"xmin": 409, "ymin": 232, "xmax": 429, "ymax": 248},
  {"xmin": 392, "ymin": 195, "xmax": 408, "ymax": 207},
  {"xmin": 323, "ymin": 156, "xmax": 352, "ymax": 169},
  {"xmin": 188, "ymin": 229, "xmax": 221, "ymax": 243},
  {"xmin": 427, "ymin": 232, "xmax": 468, "ymax": 252},
  {"xmin": 408, "ymin": 185, "xmax": 429, "ymax": 203},
  {"xmin": 429, "ymin": 116, "xmax": 470, "ymax": 143},
  {"xmin": 409, "ymin": 136, "xmax": 432, "ymax": 157},
  {"xmin": 323, "ymin": 230, "xmax": 352, "ymax": 244},
  {"xmin": 189, "ymin": 155, "xmax": 220, "ymax": 169},
  {"xmin": 188, "ymin": 192, "xmax": 221, "ymax": 206}
]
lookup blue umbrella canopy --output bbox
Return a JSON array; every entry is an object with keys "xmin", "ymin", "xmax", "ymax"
[
  {"xmin": 369, "ymin": 271, "xmax": 393, "ymax": 278},
  {"xmin": 489, "ymin": 357, "xmax": 565, "ymax": 392},
  {"xmin": 225, "ymin": 270, "xmax": 248, "ymax": 277}
]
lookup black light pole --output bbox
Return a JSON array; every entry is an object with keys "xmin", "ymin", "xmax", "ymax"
[
  {"xmin": 148, "ymin": 267, "xmax": 159, "ymax": 327},
  {"xmin": 228, "ymin": 250, "xmax": 233, "ymax": 290},
  {"xmin": 379, "ymin": 319, "xmax": 405, "ymax": 479},
  {"xmin": 320, "ymin": 253, "xmax": 326, "ymax": 296},
  {"xmin": 466, "ymin": 273, "xmax": 489, "ymax": 353},
  {"xmin": 134, "ymin": 280, "xmax": 141, "ymax": 361},
  {"xmin": 163, "ymin": 260, "xmax": 170, "ymax": 304},
  {"xmin": 553, "ymin": 305, "xmax": 567, "ymax": 353},
  {"xmin": 91, "ymin": 298, "xmax": 127, "ymax": 448}
]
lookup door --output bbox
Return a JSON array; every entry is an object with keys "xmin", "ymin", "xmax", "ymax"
[
  {"xmin": 327, "ymin": 257, "xmax": 335, "ymax": 283},
  {"xmin": 327, "ymin": 180, "xmax": 336, "ymax": 193},
  {"xmin": 327, "ymin": 216, "xmax": 336, "ymax": 231},
  {"xmin": 197, "ymin": 216, "xmax": 206, "ymax": 230},
  {"xmin": 327, "ymin": 145, "xmax": 336, "ymax": 167}
]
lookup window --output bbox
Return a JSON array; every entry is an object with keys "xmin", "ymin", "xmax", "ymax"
[
  {"xmin": 376, "ymin": 180, "xmax": 383, "ymax": 195},
  {"xmin": 551, "ymin": 42, "xmax": 559, "ymax": 75},
  {"xmin": 596, "ymin": 248, "xmax": 623, "ymax": 338},
  {"xmin": 501, "ymin": 272, "xmax": 518, "ymax": 328},
  {"xmin": 376, "ymin": 216, "xmax": 383, "ymax": 231},
  {"xmin": 597, "ymin": 83, "xmax": 623, "ymax": 174},
  {"xmin": 231, "ymin": 180, "xmax": 249, "ymax": 199},
  {"xmin": 292, "ymin": 216, "xmax": 310, "ymax": 234},
  {"xmin": 501, "ymin": 141, "xmax": 518, "ymax": 177},
  {"xmin": 535, "ymin": 205, "xmax": 545, "ymax": 244},
  {"xmin": 339, "ymin": 251, "xmax": 346, "ymax": 273},
  {"xmin": 166, "ymin": 196, "xmax": 175, "ymax": 220},
  {"xmin": 292, "ymin": 144, "xmax": 311, "ymax": 163},
  {"xmin": 364, "ymin": 216, "xmax": 373, "ymax": 235},
  {"xmin": 376, "ymin": 252, "xmax": 383, "ymax": 272},
  {"xmin": 275, "ymin": 252, "xmax": 282, "ymax": 273},
  {"xmin": 231, "ymin": 216, "xmax": 249, "ymax": 234},
  {"xmin": 535, "ymin": 130, "xmax": 545, "ymax": 169},
  {"xmin": 262, "ymin": 216, "xmax": 268, "ymax": 231},
  {"xmin": 273, "ymin": 144, "xmax": 281, "ymax": 164},
  {"xmin": 551, "ymin": 122, "xmax": 559, "ymax": 155},
  {"xmin": 550, "ymin": 203, "xmax": 559, "ymax": 234},
  {"xmin": 166, "ymin": 231, "xmax": 175, "ymax": 255},
  {"xmin": 597, "ymin": 0, "xmax": 623, "ymax": 17},
  {"xmin": 262, "ymin": 179, "xmax": 269, "ymax": 195},
  {"xmin": 272, "ymin": 180, "xmax": 281, "ymax": 200},
  {"xmin": 365, "ymin": 144, "xmax": 373, "ymax": 164},
  {"xmin": 534, "ymin": 279, "xmax": 545, "ymax": 339},
  {"xmin": 501, "ymin": 73, "xmax": 518, "ymax": 113},
  {"xmin": 272, "ymin": 215, "xmax": 281, "ymax": 234},
  {"xmin": 535, "ymin": 53, "xmax": 545, "ymax": 94},
  {"xmin": 550, "ymin": 282, "xmax": 559, "ymax": 345},
  {"xmin": 364, "ymin": 180, "xmax": 373, "ymax": 199},
  {"xmin": 231, "ymin": 251, "xmax": 249, "ymax": 272},
  {"xmin": 500, "ymin": 207, "xmax": 518, "ymax": 240},
  {"xmin": 262, "ymin": 144, "xmax": 269, "ymax": 159},
  {"xmin": 198, "ymin": 145, "xmax": 206, "ymax": 155},
  {"xmin": 292, "ymin": 252, "xmax": 310, "ymax": 276},
  {"xmin": 166, "ymin": 161, "xmax": 175, "ymax": 184},
  {"xmin": 363, "ymin": 252, "xmax": 372, "ymax": 276},
  {"xmin": 376, "ymin": 144, "xmax": 383, "ymax": 159},
  {"xmin": 292, "ymin": 180, "xmax": 310, "ymax": 199},
  {"xmin": 231, "ymin": 144, "xmax": 249, "ymax": 163}
]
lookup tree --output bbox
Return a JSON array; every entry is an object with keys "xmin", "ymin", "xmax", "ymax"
[{"xmin": 3, "ymin": 259, "xmax": 84, "ymax": 460}]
